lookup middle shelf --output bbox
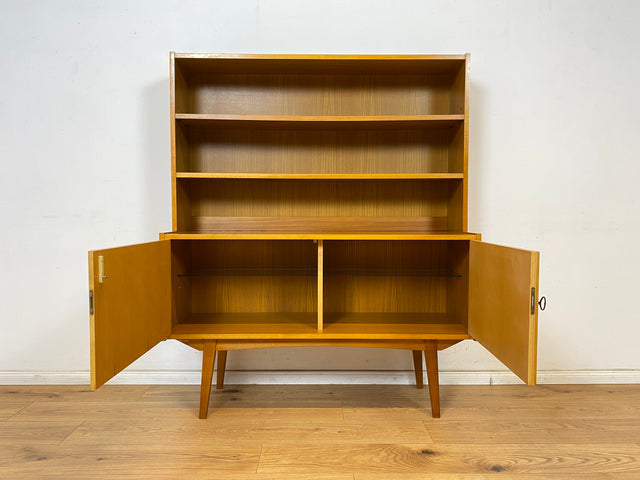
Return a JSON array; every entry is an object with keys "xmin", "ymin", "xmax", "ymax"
[{"xmin": 174, "ymin": 115, "xmax": 465, "ymax": 176}]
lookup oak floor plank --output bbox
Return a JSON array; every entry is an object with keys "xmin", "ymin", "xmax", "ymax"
[
  {"xmin": 356, "ymin": 474, "xmax": 640, "ymax": 479},
  {"xmin": 426, "ymin": 418, "xmax": 640, "ymax": 444},
  {"xmin": 257, "ymin": 443, "xmax": 640, "ymax": 475},
  {"xmin": 437, "ymin": 385, "xmax": 640, "ymax": 418},
  {"xmin": 7, "ymin": 401, "xmax": 206, "ymax": 422},
  {"xmin": 0, "ymin": 385, "xmax": 148, "ymax": 402},
  {"xmin": 0, "ymin": 401, "xmax": 31, "ymax": 420},
  {"xmin": 0, "ymin": 443, "xmax": 262, "ymax": 477},
  {"xmin": 62, "ymin": 418, "xmax": 431, "ymax": 445},
  {"xmin": 343, "ymin": 407, "xmax": 480, "ymax": 423},
  {"xmin": 0, "ymin": 420, "xmax": 81, "ymax": 445},
  {"xmin": 15, "ymin": 474, "xmax": 353, "ymax": 480},
  {"xmin": 9, "ymin": 401, "xmax": 345, "ymax": 423},
  {"xmin": 143, "ymin": 384, "xmax": 344, "ymax": 408}
]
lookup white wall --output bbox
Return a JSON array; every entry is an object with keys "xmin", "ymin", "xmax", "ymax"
[{"xmin": 1, "ymin": 0, "xmax": 639, "ymax": 383}]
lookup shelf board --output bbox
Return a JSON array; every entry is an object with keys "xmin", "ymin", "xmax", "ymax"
[
  {"xmin": 161, "ymin": 217, "xmax": 481, "ymax": 240},
  {"xmin": 169, "ymin": 312, "xmax": 470, "ymax": 340},
  {"xmin": 171, "ymin": 313, "xmax": 318, "ymax": 339},
  {"xmin": 176, "ymin": 172, "xmax": 464, "ymax": 180},
  {"xmin": 173, "ymin": 53, "xmax": 467, "ymax": 75},
  {"xmin": 176, "ymin": 267, "xmax": 460, "ymax": 278},
  {"xmin": 175, "ymin": 113, "xmax": 464, "ymax": 129}
]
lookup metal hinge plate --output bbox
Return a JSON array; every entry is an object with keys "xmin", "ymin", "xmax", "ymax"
[{"xmin": 89, "ymin": 290, "xmax": 94, "ymax": 315}]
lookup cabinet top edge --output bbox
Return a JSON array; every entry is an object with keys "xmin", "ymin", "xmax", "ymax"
[{"xmin": 171, "ymin": 53, "xmax": 469, "ymax": 61}]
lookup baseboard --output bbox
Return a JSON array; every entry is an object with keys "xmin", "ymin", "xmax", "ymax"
[{"xmin": 1, "ymin": 370, "xmax": 639, "ymax": 385}]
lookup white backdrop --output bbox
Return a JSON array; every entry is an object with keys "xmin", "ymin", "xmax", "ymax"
[{"xmin": 1, "ymin": 0, "xmax": 639, "ymax": 384}]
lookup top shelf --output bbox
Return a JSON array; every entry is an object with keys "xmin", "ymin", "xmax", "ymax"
[
  {"xmin": 173, "ymin": 53, "xmax": 467, "ymax": 75},
  {"xmin": 174, "ymin": 114, "xmax": 464, "ymax": 129}
]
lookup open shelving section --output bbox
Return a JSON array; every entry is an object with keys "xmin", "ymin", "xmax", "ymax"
[{"xmin": 171, "ymin": 53, "xmax": 469, "ymax": 235}]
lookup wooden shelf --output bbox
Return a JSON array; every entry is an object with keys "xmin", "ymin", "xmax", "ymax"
[
  {"xmin": 176, "ymin": 172, "xmax": 464, "ymax": 180},
  {"xmin": 173, "ymin": 53, "xmax": 467, "ymax": 76},
  {"xmin": 162, "ymin": 217, "xmax": 480, "ymax": 240},
  {"xmin": 169, "ymin": 312, "xmax": 470, "ymax": 340},
  {"xmin": 175, "ymin": 113, "xmax": 464, "ymax": 128}
]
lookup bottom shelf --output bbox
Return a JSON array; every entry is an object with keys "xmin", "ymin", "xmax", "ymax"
[{"xmin": 169, "ymin": 312, "xmax": 470, "ymax": 340}]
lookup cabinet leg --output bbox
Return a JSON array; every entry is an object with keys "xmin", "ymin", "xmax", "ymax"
[
  {"xmin": 424, "ymin": 341, "xmax": 440, "ymax": 418},
  {"xmin": 216, "ymin": 350, "xmax": 228, "ymax": 389},
  {"xmin": 412, "ymin": 350, "xmax": 424, "ymax": 389},
  {"xmin": 199, "ymin": 341, "xmax": 217, "ymax": 419}
]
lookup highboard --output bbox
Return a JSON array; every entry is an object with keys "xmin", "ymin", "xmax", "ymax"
[{"xmin": 89, "ymin": 53, "xmax": 542, "ymax": 418}]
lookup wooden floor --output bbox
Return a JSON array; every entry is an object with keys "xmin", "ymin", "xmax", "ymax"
[{"xmin": 1, "ymin": 384, "xmax": 640, "ymax": 479}]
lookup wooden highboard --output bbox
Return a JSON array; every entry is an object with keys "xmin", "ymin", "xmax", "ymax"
[{"xmin": 89, "ymin": 53, "xmax": 541, "ymax": 418}]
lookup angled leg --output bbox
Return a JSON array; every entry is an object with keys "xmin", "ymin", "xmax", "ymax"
[
  {"xmin": 199, "ymin": 341, "xmax": 217, "ymax": 419},
  {"xmin": 424, "ymin": 341, "xmax": 440, "ymax": 418},
  {"xmin": 412, "ymin": 350, "xmax": 424, "ymax": 389},
  {"xmin": 216, "ymin": 350, "xmax": 228, "ymax": 389}
]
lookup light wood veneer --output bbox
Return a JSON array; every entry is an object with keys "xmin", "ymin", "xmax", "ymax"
[{"xmin": 89, "ymin": 54, "xmax": 541, "ymax": 420}]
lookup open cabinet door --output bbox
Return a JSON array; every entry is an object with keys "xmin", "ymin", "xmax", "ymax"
[
  {"xmin": 468, "ymin": 241, "xmax": 540, "ymax": 385},
  {"xmin": 89, "ymin": 240, "xmax": 172, "ymax": 389}
]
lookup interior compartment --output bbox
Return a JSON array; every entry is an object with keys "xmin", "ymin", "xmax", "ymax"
[
  {"xmin": 175, "ymin": 178, "xmax": 464, "ymax": 233},
  {"xmin": 171, "ymin": 240, "xmax": 318, "ymax": 335},
  {"xmin": 322, "ymin": 240, "xmax": 469, "ymax": 335},
  {"xmin": 174, "ymin": 57, "xmax": 466, "ymax": 116},
  {"xmin": 175, "ymin": 121, "xmax": 464, "ymax": 175}
]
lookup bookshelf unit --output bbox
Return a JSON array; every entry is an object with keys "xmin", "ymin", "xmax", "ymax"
[{"xmin": 89, "ymin": 54, "xmax": 541, "ymax": 418}]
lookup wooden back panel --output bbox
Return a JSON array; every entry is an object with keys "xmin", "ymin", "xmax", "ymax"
[
  {"xmin": 179, "ymin": 123, "xmax": 462, "ymax": 175},
  {"xmin": 186, "ymin": 178, "xmax": 453, "ymax": 217},
  {"xmin": 323, "ymin": 240, "xmax": 452, "ymax": 314},
  {"xmin": 185, "ymin": 240, "xmax": 317, "ymax": 315}
]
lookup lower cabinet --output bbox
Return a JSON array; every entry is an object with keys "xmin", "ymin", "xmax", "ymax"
[{"xmin": 89, "ymin": 238, "xmax": 540, "ymax": 418}]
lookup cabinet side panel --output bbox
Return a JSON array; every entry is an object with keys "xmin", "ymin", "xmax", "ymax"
[
  {"xmin": 171, "ymin": 240, "xmax": 191, "ymax": 326},
  {"xmin": 447, "ymin": 241, "xmax": 469, "ymax": 330},
  {"xmin": 446, "ymin": 180, "xmax": 464, "ymax": 232}
]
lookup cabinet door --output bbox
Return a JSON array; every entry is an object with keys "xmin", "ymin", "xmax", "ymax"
[
  {"xmin": 468, "ymin": 241, "xmax": 540, "ymax": 385},
  {"xmin": 89, "ymin": 240, "xmax": 172, "ymax": 389}
]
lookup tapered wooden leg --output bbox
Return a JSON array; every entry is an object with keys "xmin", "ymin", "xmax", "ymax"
[
  {"xmin": 412, "ymin": 350, "xmax": 424, "ymax": 389},
  {"xmin": 216, "ymin": 350, "xmax": 228, "ymax": 389},
  {"xmin": 424, "ymin": 341, "xmax": 440, "ymax": 418},
  {"xmin": 199, "ymin": 341, "xmax": 216, "ymax": 419}
]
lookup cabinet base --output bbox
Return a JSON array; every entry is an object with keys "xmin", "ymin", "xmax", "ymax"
[{"xmin": 197, "ymin": 339, "xmax": 449, "ymax": 419}]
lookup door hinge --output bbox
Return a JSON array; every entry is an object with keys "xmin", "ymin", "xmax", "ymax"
[
  {"xmin": 98, "ymin": 255, "xmax": 107, "ymax": 283},
  {"xmin": 89, "ymin": 290, "xmax": 94, "ymax": 315}
]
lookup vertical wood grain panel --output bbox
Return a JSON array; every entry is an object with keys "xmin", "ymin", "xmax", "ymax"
[
  {"xmin": 183, "ymin": 126, "xmax": 456, "ymax": 175},
  {"xmin": 90, "ymin": 241, "xmax": 172, "ymax": 389},
  {"xmin": 323, "ymin": 241, "xmax": 449, "ymax": 314},
  {"xmin": 468, "ymin": 241, "xmax": 539, "ymax": 384},
  {"xmin": 188, "ymin": 240, "xmax": 317, "ymax": 314},
  {"xmin": 190, "ymin": 73, "xmax": 457, "ymax": 116},
  {"xmin": 188, "ymin": 179, "xmax": 452, "ymax": 218}
]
